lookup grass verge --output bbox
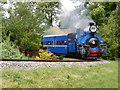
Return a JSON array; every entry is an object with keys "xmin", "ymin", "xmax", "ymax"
[{"xmin": 0, "ymin": 61, "xmax": 118, "ymax": 88}]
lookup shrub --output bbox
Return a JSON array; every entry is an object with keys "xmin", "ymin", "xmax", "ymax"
[
  {"xmin": 1, "ymin": 37, "xmax": 29, "ymax": 59},
  {"xmin": 36, "ymin": 49, "xmax": 63, "ymax": 60},
  {"xmin": 19, "ymin": 32, "xmax": 42, "ymax": 51}
]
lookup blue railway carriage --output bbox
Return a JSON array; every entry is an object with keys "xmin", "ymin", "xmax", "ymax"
[
  {"xmin": 42, "ymin": 24, "xmax": 107, "ymax": 59},
  {"xmin": 42, "ymin": 33, "xmax": 77, "ymax": 54}
]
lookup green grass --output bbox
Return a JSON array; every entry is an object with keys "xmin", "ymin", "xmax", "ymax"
[{"xmin": 0, "ymin": 61, "xmax": 118, "ymax": 88}]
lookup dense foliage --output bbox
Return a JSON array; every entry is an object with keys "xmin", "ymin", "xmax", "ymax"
[
  {"xmin": 1, "ymin": 37, "xmax": 28, "ymax": 59},
  {"xmin": 2, "ymin": 2, "xmax": 59, "ymax": 51},
  {"xmin": 1, "ymin": 2, "xmax": 60, "ymax": 59},
  {"xmin": 88, "ymin": 2, "xmax": 120, "ymax": 59},
  {"xmin": 36, "ymin": 49, "xmax": 63, "ymax": 60}
]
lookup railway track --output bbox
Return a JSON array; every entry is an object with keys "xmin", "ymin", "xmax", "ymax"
[
  {"xmin": 1, "ymin": 59, "xmax": 109, "ymax": 70},
  {"xmin": 1, "ymin": 59, "xmax": 100, "ymax": 62}
]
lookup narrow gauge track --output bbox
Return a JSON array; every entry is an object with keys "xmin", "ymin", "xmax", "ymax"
[
  {"xmin": 1, "ymin": 59, "xmax": 100, "ymax": 62},
  {"xmin": 1, "ymin": 59, "xmax": 109, "ymax": 70}
]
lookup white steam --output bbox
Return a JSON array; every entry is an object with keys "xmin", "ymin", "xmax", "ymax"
[{"xmin": 59, "ymin": 0, "xmax": 95, "ymax": 32}]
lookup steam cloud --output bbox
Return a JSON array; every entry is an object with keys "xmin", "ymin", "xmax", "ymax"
[{"xmin": 59, "ymin": 0, "xmax": 95, "ymax": 32}]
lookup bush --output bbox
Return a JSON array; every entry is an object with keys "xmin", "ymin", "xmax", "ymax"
[
  {"xmin": 19, "ymin": 32, "xmax": 42, "ymax": 51},
  {"xmin": 1, "ymin": 37, "xmax": 29, "ymax": 59},
  {"xmin": 36, "ymin": 49, "xmax": 63, "ymax": 60},
  {"xmin": 98, "ymin": 10, "xmax": 119, "ymax": 60}
]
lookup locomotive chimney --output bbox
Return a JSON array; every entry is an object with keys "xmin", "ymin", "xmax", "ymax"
[{"xmin": 89, "ymin": 22, "xmax": 95, "ymax": 26}]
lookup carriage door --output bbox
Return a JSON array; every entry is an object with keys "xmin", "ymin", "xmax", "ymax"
[{"xmin": 67, "ymin": 33, "xmax": 76, "ymax": 52}]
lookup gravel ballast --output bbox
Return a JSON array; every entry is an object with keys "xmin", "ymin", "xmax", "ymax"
[{"xmin": 0, "ymin": 60, "xmax": 110, "ymax": 70}]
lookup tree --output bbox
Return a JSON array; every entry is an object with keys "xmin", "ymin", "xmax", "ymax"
[
  {"xmin": 88, "ymin": 2, "xmax": 117, "ymax": 26},
  {"xmin": 2, "ymin": 2, "xmax": 60, "ymax": 51},
  {"xmin": 36, "ymin": 2, "xmax": 59, "ymax": 27},
  {"xmin": 2, "ymin": 2, "xmax": 44, "ymax": 51}
]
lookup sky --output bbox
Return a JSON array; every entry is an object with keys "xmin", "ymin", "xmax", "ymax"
[{"xmin": 2, "ymin": 2, "xmax": 11, "ymax": 18}]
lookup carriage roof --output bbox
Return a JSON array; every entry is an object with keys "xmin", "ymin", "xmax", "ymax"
[{"xmin": 43, "ymin": 34, "xmax": 69, "ymax": 38}]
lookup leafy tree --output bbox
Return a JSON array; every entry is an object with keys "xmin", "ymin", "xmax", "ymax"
[
  {"xmin": 99, "ymin": 10, "xmax": 119, "ymax": 59},
  {"xmin": 1, "ymin": 3, "xmax": 42, "ymax": 51},
  {"xmin": 2, "ymin": 2, "xmax": 60, "ymax": 51},
  {"xmin": 36, "ymin": 2, "xmax": 59, "ymax": 27},
  {"xmin": 88, "ymin": 2, "xmax": 117, "ymax": 26}
]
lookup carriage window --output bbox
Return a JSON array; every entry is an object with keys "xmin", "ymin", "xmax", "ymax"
[
  {"xmin": 60, "ymin": 41, "xmax": 62, "ymax": 45},
  {"xmin": 47, "ymin": 41, "xmax": 49, "ymax": 45},
  {"xmin": 61, "ymin": 41, "xmax": 66, "ymax": 45},
  {"xmin": 44, "ymin": 41, "xmax": 66, "ymax": 45},
  {"xmin": 50, "ymin": 41, "xmax": 53, "ymax": 45},
  {"xmin": 56, "ymin": 41, "xmax": 66, "ymax": 45},
  {"xmin": 56, "ymin": 41, "xmax": 59, "ymax": 45},
  {"xmin": 49, "ymin": 41, "xmax": 51, "ymax": 45},
  {"xmin": 68, "ymin": 33, "xmax": 75, "ymax": 41},
  {"xmin": 43, "ymin": 41, "xmax": 54, "ymax": 45}
]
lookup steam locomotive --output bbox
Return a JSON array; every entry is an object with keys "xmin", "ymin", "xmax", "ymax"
[{"xmin": 42, "ymin": 23, "xmax": 107, "ymax": 59}]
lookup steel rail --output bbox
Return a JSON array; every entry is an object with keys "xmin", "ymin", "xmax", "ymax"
[{"xmin": 1, "ymin": 59, "xmax": 100, "ymax": 62}]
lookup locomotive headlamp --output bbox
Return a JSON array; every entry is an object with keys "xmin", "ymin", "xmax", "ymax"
[
  {"xmin": 92, "ymin": 41, "xmax": 95, "ymax": 44},
  {"xmin": 89, "ymin": 25, "xmax": 97, "ymax": 33}
]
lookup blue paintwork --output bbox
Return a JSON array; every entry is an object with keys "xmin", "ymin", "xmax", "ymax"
[
  {"xmin": 77, "ymin": 33, "xmax": 103, "ymax": 45},
  {"xmin": 42, "ymin": 31, "xmax": 105, "ymax": 55},
  {"xmin": 68, "ymin": 41, "xmax": 76, "ymax": 52},
  {"xmin": 90, "ymin": 48, "xmax": 99, "ymax": 50},
  {"xmin": 43, "ymin": 35, "xmax": 68, "ymax": 54},
  {"xmin": 43, "ymin": 37, "xmax": 54, "ymax": 41},
  {"xmin": 48, "ymin": 46, "xmax": 68, "ymax": 54},
  {"xmin": 55, "ymin": 36, "xmax": 67, "ymax": 41}
]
